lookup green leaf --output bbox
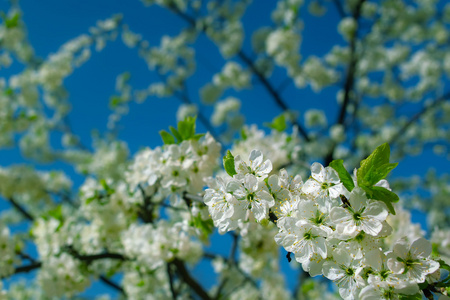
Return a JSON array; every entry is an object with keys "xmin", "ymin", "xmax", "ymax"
[
  {"xmin": 100, "ymin": 179, "xmax": 115, "ymax": 195},
  {"xmin": 418, "ymin": 282, "xmax": 429, "ymax": 290},
  {"xmin": 4, "ymin": 12, "xmax": 20, "ymax": 29},
  {"xmin": 435, "ymin": 259, "xmax": 450, "ymax": 288},
  {"xmin": 329, "ymin": 159, "xmax": 355, "ymax": 192},
  {"xmin": 85, "ymin": 194, "xmax": 98, "ymax": 205},
  {"xmin": 356, "ymin": 143, "xmax": 400, "ymax": 214},
  {"xmin": 240, "ymin": 128, "xmax": 247, "ymax": 141},
  {"xmin": 300, "ymin": 279, "xmax": 315, "ymax": 295},
  {"xmin": 47, "ymin": 205, "xmax": 63, "ymax": 221},
  {"xmin": 362, "ymin": 185, "xmax": 399, "ymax": 215},
  {"xmin": 178, "ymin": 116, "xmax": 196, "ymax": 140},
  {"xmin": 223, "ymin": 150, "xmax": 237, "ymax": 177},
  {"xmin": 137, "ymin": 280, "xmax": 145, "ymax": 287},
  {"xmin": 365, "ymin": 162, "xmax": 398, "ymax": 187},
  {"xmin": 4, "ymin": 88, "xmax": 13, "ymax": 96},
  {"xmin": 264, "ymin": 114, "xmax": 287, "ymax": 132},
  {"xmin": 169, "ymin": 126, "xmax": 182, "ymax": 143},
  {"xmin": 191, "ymin": 213, "xmax": 214, "ymax": 237},
  {"xmin": 438, "ymin": 259, "xmax": 450, "ymax": 272},
  {"xmin": 160, "ymin": 130, "xmax": 175, "ymax": 145},
  {"xmin": 399, "ymin": 293, "xmax": 422, "ymax": 300},
  {"xmin": 122, "ymin": 71, "xmax": 131, "ymax": 81},
  {"xmin": 109, "ymin": 96, "xmax": 122, "ymax": 108},
  {"xmin": 357, "ymin": 143, "xmax": 394, "ymax": 187},
  {"xmin": 192, "ymin": 133, "xmax": 205, "ymax": 141}
]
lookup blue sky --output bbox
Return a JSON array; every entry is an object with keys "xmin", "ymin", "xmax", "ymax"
[{"xmin": 0, "ymin": 0, "xmax": 448, "ymax": 297}]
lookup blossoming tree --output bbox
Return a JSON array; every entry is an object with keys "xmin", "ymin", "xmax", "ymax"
[{"xmin": 0, "ymin": 0, "xmax": 449, "ymax": 299}]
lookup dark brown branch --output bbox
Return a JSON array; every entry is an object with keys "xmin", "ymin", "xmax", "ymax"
[
  {"xmin": 324, "ymin": 0, "xmax": 366, "ymax": 165},
  {"xmin": 17, "ymin": 251, "xmax": 37, "ymax": 263},
  {"xmin": 228, "ymin": 232, "xmax": 238, "ymax": 264},
  {"xmin": 183, "ymin": 193, "xmax": 204, "ymax": 203},
  {"xmin": 237, "ymin": 51, "xmax": 310, "ymax": 141},
  {"xmin": 64, "ymin": 246, "xmax": 127, "ymax": 264},
  {"xmin": 337, "ymin": 0, "xmax": 366, "ymax": 125},
  {"xmin": 99, "ymin": 275, "xmax": 126, "ymax": 295},
  {"xmin": 8, "ymin": 197, "xmax": 34, "ymax": 221},
  {"xmin": 332, "ymin": 0, "xmax": 347, "ymax": 18},
  {"xmin": 137, "ymin": 184, "xmax": 155, "ymax": 224},
  {"xmin": 12, "ymin": 262, "xmax": 42, "ymax": 276},
  {"xmin": 167, "ymin": 4, "xmax": 310, "ymax": 142},
  {"xmin": 202, "ymin": 252, "xmax": 259, "ymax": 289},
  {"xmin": 387, "ymin": 92, "xmax": 450, "ymax": 145},
  {"xmin": 167, "ymin": 263, "xmax": 178, "ymax": 299},
  {"xmin": 214, "ymin": 277, "xmax": 228, "ymax": 300},
  {"xmin": 172, "ymin": 259, "xmax": 211, "ymax": 300},
  {"xmin": 293, "ymin": 269, "xmax": 309, "ymax": 298},
  {"xmin": 74, "ymin": 252, "xmax": 126, "ymax": 263}
]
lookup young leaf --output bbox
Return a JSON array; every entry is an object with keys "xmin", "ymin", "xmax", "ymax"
[
  {"xmin": 240, "ymin": 128, "xmax": 247, "ymax": 141},
  {"xmin": 109, "ymin": 96, "xmax": 122, "ymax": 108},
  {"xmin": 192, "ymin": 213, "xmax": 214, "ymax": 237},
  {"xmin": 193, "ymin": 133, "xmax": 205, "ymax": 141},
  {"xmin": 362, "ymin": 185, "xmax": 399, "ymax": 215},
  {"xmin": 329, "ymin": 159, "xmax": 355, "ymax": 192},
  {"xmin": 265, "ymin": 114, "xmax": 287, "ymax": 132},
  {"xmin": 100, "ymin": 179, "xmax": 115, "ymax": 195},
  {"xmin": 177, "ymin": 116, "xmax": 196, "ymax": 140},
  {"xmin": 159, "ymin": 130, "xmax": 175, "ymax": 145},
  {"xmin": 223, "ymin": 150, "xmax": 237, "ymax": 176},
  {"xmin": 357, "ymin": 143, "xmax": 393, "ymax": 187},
  {"xmin": 169, "ymin": 126, "xmax": 182, "ymax": 143},
  {"xmin": 4, "ymin": 12, "xmax": 20, "ymax": 28},
  {"xmin": 398, "ymin": 293, "xmax": 423, "ymax": 300},
  {"xmin": 177, "ymin": 120, "xmax": 189, "ymax": 140}
]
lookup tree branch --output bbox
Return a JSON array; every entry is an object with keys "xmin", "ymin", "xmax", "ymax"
[
  {"xmin": 332, "ymin": 0, "xmax": 347, "ymax": 18},
  {"xmin": 324, "ymin": 0, "xmax": 366, "ymax": 165},
  {"xmin": 8, "ymin": 197, "xmax": 34, "ymax": 221},
  {"xmin": 237, "ymin": 51, "xmax": 310, "ymax": 141},
  {"xmin": 166, "ymin": 4, "xmax": 310, "ymax": 141},
  {"xmin": 167, "ymin": 263, "xmax": 178, "ymax": 299},
  {"xmin": 183, "ymin": 192, "xmax": 204, "ymax": 203},
  {"xmin": 64, "ymin": 246, "xmax": 127, "ymax": 264},
  {"xmin": 7, "ymin": 262, "xmax": 42, "ymax": 278},
  {"xmin": 388, "ymin": 92, "xmax": 450, "ymax": 145},
  {"xmin": 228, "ymin": 232, "xmax": 238, "ymax": 265},
  {"xmin": 99, "ymin": 275, "xmax": 126, "ymax": 295},
  {"xmin": 172, "ymin": 259, "xmax": 211, "ymax": 300}
]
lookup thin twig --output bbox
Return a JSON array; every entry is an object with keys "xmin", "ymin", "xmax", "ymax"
[
  {"xmin": 183, "ymin": 193, "xmax": 204, "ymax": 203},
  {"xmin": 237, "ymin": 51, "xmax": 310, "ymax": 141},
  {"xmin": 332, "ymin": 0, "xmax": 347, "ymax": 18},
  {"xmin": 64, "ymin": 246, "xmax": 127, "ymax": 264},
  {"xmin": 388, "ymin": 92, "xmax": 450, "ymax": 145},
  {"xmin": 324, "ymin": 0, "xmax": 367, "ymax": 166},
  {"xmin": 8, "ymin": 197, "xmax": 34, "ymax": 221},
  {"xmin": 167, "ymin": 263, "xmax": 178, "ymax": 299},
  {"xmin": 99, "ymin": 275, "xmax": 126, "ymax": 295},
  {"xmin": 167, "ymin": 4, "xmax": 310, "ymax": 142},
  {"xmin": 16, "ymin": 251, "xmax": 37, "ymax": 263},
  {"xmin": 3, "ymin": 262, "xmax": 43, "ymax": 278},
  {"xmin": 172, "ymin": 259, "xmax": 212, "ymax": 300},
  {"xmin": 228, "ymin": 232, "xmax": 238, "ymax": 265}
]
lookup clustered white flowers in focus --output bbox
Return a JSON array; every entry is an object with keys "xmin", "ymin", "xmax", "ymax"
[{"xmin": 204, "ymin": 144, "xmax": 442, "ymax": 300}]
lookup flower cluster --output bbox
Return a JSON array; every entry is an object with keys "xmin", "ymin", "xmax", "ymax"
[
  {"xmin": 204, "ymin": 149, "xmax": 275, "ymax": 233},
  {"xmin": 231, "ymin": 124, "xmax": 302, "ymax": 171},
  {"xmin": 127, "ymin": 132, "xmax": 221, "ymax": 199},
  {"xmin": 121, "ymin": 220, "xmax": 203, "ymax": 270},
  {"xmin": 204, "ymin": 148, "xmax": 441, "ymax": 299}
]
